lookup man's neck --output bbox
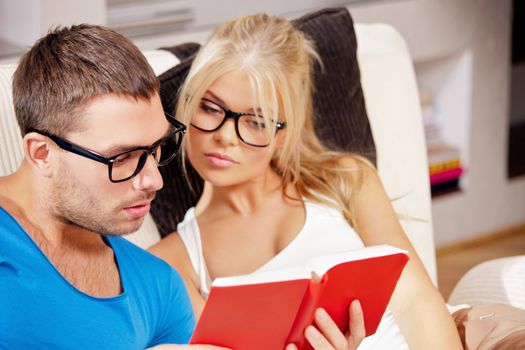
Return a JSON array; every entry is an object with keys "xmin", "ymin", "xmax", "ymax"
[
  {"xmin": 0, "ymin": 166, "xmax": 105, "ymax": 248},
  {"xmin": 0, "ymin": 169, "xmax": 122, "ymax": 297}
]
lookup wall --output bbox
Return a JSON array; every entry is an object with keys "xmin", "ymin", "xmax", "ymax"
[
  {"xmin": 0, "ymin": 0, "xmax": 105, "ymax": 47},
  {"xmin": 349, "ymin": 0, "xmax": 525, "ymax": 247},
  {"xmin": 0, "ymin": 0, "xmax": 41, "ymax": 46}
]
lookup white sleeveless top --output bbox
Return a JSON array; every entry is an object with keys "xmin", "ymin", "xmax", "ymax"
[
  {"xmin": 177, "ymin": 199, "xmax": 365, "ymax": 297},
  {"xmin": 177, "ymin": 199, "xmax": 408, "ymax": 349}
]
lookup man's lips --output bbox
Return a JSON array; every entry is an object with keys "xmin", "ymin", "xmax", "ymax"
[
  {"xmin": 123, "ymin": 201, "xmax": 152, "ymax": 218},
  {"xmin": 204, "ymin": 152, "xmax": 238, "ymax": 167}
]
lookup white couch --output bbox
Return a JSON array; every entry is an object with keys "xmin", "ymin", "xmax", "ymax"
[{"xmin": 0, "ymin": 23, "xmax": 438, "ymax": 283}]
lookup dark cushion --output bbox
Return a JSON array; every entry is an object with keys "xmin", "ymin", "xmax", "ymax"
[{"xmin": 151, "ymin": 7, "xmax": 376, "ymax": 237}]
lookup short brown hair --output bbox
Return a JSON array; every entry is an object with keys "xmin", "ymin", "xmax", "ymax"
[{"xmin": 12, "ymin": 24, "xmax": 160, "ymax": 136}]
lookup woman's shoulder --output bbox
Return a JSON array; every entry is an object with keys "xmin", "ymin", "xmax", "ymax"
[
  {"xmin": 334, "ymin": 154, "xmax": 381, "ymax": 191},
  {"xmin": 337, "ymin": 154, "xmax": 376, "ymax": 173},
  {"xmin": 177, "ymin": 207, "xmax": 197, "ymax": 230},
  {"xmin": 148, "ymin": 206, "xmax": 201, "ymax": 282},
  {"xmin": 148, "ymin": 230, "xmax": 187, "ymax": 263}
]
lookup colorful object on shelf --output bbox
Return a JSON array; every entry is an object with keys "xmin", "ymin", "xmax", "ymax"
[
  {"xmin": 430, "ymin": 167, "xmax": 464, "ymax": 186},
  {"xmin": 419, "ymin": 90, "xmax": 465, "ymax": 196},
  {"xmin": 427, "ymin": 142, "xmax": 464, "ymax": 196}
]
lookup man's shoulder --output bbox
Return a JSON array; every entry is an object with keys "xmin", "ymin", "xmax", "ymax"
[
  {"xmin": 0, "ymin": 204, "xmax": 17, "ymax": 225},
  {"xmin": 0, "ymin": 205, "xmax": 26, "ymax": 247},
  {"xmin": 0, "ymin": 207, "xmax": 11, "ymax": 224}
]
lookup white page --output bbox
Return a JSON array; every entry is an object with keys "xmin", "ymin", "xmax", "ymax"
[
  {"xmin": 307, "ymin": 245, "xmax": 407, "ymax": 276},
  {"xmin": 212, "ymin": 245, "xmax": 407, "ymax": 287}
]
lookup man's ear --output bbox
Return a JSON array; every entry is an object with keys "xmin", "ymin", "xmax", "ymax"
[{"xmin": 23, "ymin": 132, "xmax": 54, "ymax": 177}]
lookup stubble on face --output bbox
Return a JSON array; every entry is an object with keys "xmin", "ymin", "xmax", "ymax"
[{"xmin": 49, "ymin": 158, "xmax": 152, "ymax": 236}]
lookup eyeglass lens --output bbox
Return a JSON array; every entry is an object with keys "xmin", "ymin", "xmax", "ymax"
[
  {"xmin": 192, "ymin": 99, "xmax": 272, "ymax": 147},
  {"xmin": 110, "ymin": 133, "xmax": 181, "ymax": 181}
]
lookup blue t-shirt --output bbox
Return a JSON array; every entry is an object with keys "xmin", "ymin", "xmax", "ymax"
[{"xmin": 0, "ymin": 206, "xmax": 195, "ymax": 349}]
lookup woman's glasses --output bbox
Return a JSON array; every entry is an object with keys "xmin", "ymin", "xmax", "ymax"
[{"xmin": 190, "ymin": 98, "xmax": 286, "ymax": 147}]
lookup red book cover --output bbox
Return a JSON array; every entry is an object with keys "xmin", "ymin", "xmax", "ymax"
[{"xmin": 190, "ymin": 245, "xmax": 409, "ymax": 350}]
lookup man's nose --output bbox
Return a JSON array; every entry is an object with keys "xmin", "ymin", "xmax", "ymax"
[{"xmin": 132, "ymin": 154, "xmax": 164, "ymax": 192}]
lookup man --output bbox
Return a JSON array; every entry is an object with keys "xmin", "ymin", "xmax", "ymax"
[{"xmin": 0, "ymin": 24, "xmax": 224, "ymax": 349}]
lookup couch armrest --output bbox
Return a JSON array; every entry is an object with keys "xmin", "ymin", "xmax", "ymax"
[
  {"xmin": 356, "ymin": 23, "xmax": 436, "ymax": 283},
  {"xmin": 0, "ymin": 64, "xmax": 23, "ymax": 177}
]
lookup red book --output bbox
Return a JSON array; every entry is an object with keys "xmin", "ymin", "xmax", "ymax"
[{"xmin": 190, "ymin": 245, "xmax": 409, "ymax": 350}]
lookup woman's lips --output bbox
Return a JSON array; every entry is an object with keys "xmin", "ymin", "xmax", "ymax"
[{"xmin": 204, "ymin": 152, "xmax": 238, "ymax": 168}]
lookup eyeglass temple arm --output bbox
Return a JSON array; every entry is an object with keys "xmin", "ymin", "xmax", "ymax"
[
  {"xmin": 37, "ymin": 130, "xmax": 111, "ymax": 164},
  {"xmin": 165, "ymin": 112, "xmax": 187, "ymax": 132}
]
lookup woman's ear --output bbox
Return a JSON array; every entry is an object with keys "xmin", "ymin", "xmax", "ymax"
[
  {"xmin": 23, "ymin": 132, "xmax": 54, "ymax": 178},
  {"xmin": 274, "ymin": 129, "xmax": 286, "ymax": 149}
]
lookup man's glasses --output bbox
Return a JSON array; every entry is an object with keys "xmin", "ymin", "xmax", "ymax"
[
  {"xmin": 29, "ymin": 113, "xmax": 186, "ymax": 183},
  {"xmin": 190, "ymin": 98, "xmax": 286, "ymax": 147}
]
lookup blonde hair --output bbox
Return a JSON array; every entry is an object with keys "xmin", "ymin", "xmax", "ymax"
[{"xmin": 177, "ymin": 13, "xmax": 374, "ymax": 227}]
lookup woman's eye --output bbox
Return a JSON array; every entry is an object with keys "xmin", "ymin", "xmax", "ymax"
[
  {"xmin": 244, "ymin": 118, "xmax": 266, "ymax": 130},
  {"xmin": 200, "ymin": 103, "xmax": 222, "ymax": 115}
]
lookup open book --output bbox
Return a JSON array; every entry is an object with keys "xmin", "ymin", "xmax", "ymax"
[{"xmin": 190, "ymin": 245, "xmax": 409, "ymax": 350}]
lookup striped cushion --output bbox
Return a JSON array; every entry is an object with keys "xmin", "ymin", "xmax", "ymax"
[{"xmin": 0, "ymin": 64, "xmax": 23, "ymax": 177}]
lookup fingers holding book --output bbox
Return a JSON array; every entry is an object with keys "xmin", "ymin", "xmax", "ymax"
[{"xmin": 286, "ymin": 300, "xmax": 365, "ymax": 350}]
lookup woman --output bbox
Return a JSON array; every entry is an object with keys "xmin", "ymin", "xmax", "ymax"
[{"xmin": 150, "ymin": 13, "xmax": 462, "ymax": 350}]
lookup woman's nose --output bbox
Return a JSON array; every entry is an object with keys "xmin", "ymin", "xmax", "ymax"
[{"xmin": 214, "ymin": 118, "xmax": 239, "ymax": 146}]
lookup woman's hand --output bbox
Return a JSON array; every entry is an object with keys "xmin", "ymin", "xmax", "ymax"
[{"xmin": 286, "ymin": 300, "xmax": 365, "ymax": 350}]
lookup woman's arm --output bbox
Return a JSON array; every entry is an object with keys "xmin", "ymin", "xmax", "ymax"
[
  {"xmin": 149, "ymin": 233, "xmax": 206, "ymax": 318},
  {"xmin": 353, "ymin": 164, "xmax": 462, "ymax": 349}
]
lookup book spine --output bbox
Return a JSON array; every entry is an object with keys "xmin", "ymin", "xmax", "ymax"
[
  {"xmin": 430, "ymin": 167, "xmax": 463, "ymax": 185},
  {"xmin": 429, "ymin": 158, "xmax": 461, "ymax": 175},
  {"xmin": 285, "ymin": 276, "xmax": 325, "ymax": 350}
]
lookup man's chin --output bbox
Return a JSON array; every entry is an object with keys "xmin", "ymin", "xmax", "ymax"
[{"xmin": 103, "ymin": 217, "xmax": 146, "ymax": 237}]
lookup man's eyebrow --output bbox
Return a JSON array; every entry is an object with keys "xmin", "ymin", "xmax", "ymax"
[{"xmin": 102, "ymin": 126, "xmax": 173, "ymax": 156}]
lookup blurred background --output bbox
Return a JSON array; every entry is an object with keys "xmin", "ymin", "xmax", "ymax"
[{"xmin": 1, "ymin": 0, "xmax": 524, "ymax": 297}]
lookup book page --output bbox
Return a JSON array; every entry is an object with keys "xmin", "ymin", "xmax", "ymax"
[
  {"xmin": 211, "ymin": 245, "xmax": 407, "ymax": 287},
  {"xmin": 212, "ymin": 265, "xmax": 310, "ymax": 287},
  {"xmin": 307, "ymin": 245, "xmax": 407, "ymax": 276}
]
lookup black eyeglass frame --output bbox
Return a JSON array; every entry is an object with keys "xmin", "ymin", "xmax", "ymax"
[
  {"xmin": 191, "ymin": 98, "xmax": 286, "ymax": 148},
  {"xmin": 29, "ymin": 113, "xmax": 186, "ymax": 183}
]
